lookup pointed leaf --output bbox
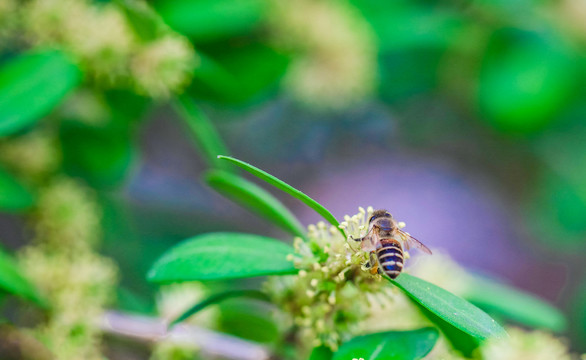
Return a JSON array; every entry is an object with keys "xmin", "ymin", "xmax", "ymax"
[
  {"xmin": 413, "ymin": 302, "xmax": 481, "ymax": 357},
  {"xmin": 171, "ymin": 289, "xmax": 269, "ymax": 326},
  {"xmin": 0, "ymin": 50, "xmax": 81, "ymax": 136},
  {"xmin": 333, "ymin": 328, "xmax": 439, "ymax": 360},
  {"xmin": 205, "ymin": 170, "xmax": 305, "ymax": 238},
  {"xmin": 465, "ymin": 277, "xmax": 567, "ymax": 332},
  {"xmin": 217, "ymin": 296, "xmax": 280, "ymax": 344},
  {"xmin": 0, "ymin": 247, "xmax": 45, "ymax": 305},
  {"xmin": 391, "ymin": 274, "xmax": 507, "ymax": 341},
  {"xmin": 217, "ymin": 156, "xmax": 344, "ymax": 237},
  {"xmin": 148, "ymin": 232, "xmax": 297, "ymax": 283},
  {"xmin": 173, "ymin": 95, "xmax": 234, "ymax": 172}
]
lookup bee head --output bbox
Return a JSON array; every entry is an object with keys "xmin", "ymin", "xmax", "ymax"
[{"xmin": 368, "ymin": 209, "xmax": 392, "ymax": 224}]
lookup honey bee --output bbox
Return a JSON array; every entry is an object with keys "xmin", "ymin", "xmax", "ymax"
[{"xmin": 353, "ymin": 209, "xmax": 432, "ymax": 279}]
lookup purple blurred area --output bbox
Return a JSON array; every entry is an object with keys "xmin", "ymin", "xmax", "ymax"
[
  {"xmin": 129, "ymin": 99, "xmax": 571, "ymax": 307},
  {"xmin": 4, "ymin": 0, "xmax": 586, "ymax": 357},
  {"xmin": 300, "ymin": 157, "xmax": 569, "ymax": 303}
]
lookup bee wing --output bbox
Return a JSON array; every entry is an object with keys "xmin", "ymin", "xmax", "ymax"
[
  {"xmin": 360, "ymin": 227, "xmax": 379, "ymax": 252},
  {"xmin": 397, "ymin": 229, "xmax": 432, "ymax": 255}
]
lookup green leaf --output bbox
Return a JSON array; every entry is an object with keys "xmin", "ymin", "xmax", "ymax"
[
  {"xmin": 333, "ymin": 327, "xmax": 439, "ymax": 360},
  {"xmin": 217, "ymin": 156, "xmax": 344, "ymax": 237},
  {"xmin": 0, "ymin": 247, "xmax": 45, "ymax": 306},
  {"xmin": 154, "ymin": 0, "xmax": 265, "ymax": 42},
  {"xmin": 173, "ymin": 95, "xmax": 234, "ymax": 172},
  {"xmin": 308, "ymin": 346, "xmax": 333, "ymax": 360},
  {"xmin": 148, "ymin": 232, "xmax": 297, "ymax": 283},
  {"xmin": 0, "ymin": 166, "xmax": 35, "ymax": 212},
  {"xmin": 116, "ymin": 0, "xmax": 163, "ymax": 41},
  {"xmin": 171, "ymin": 289, "xmax": 269, "ymax": 326},
  {"xmin": 204, "ymin": 170, "xmax": 305, "ymax": 238},
  {"xmin": 0, "ymin": 50, "xmax": 81, "ymax": 136},
  {"xmin": 391, "ymin": 274, "xmax": 507, "ymax": 341},
  {"xmin": 413, "ymin": 302, "xmax": 481, "ymax": 357},
  {"xmin": 189, "ymin": 54, "xmax": 239, "ymax": 102},
  {"xmin": 465, "ymin": 277, "xmax": 567, "ymax": 332},
  {"xmin": 189, "ymin": 45, "xmax": 289, "ymax": 105},
  {"xmin": 213, "ymin": 44, "xmax": 288, "ymax": 103},
  {"xmin": 217, "ymin": 296, "xmax": 280, "ymax": 344}
]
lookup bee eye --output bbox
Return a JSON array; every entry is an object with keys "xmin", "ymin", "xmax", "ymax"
[{"xmin": 369, "ymin": 216, "xmax": 375, "ymax": 222}]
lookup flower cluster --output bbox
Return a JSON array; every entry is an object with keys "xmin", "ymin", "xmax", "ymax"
[
  {"xmin": 130, "ymin": 35, "xmax": 196, "ymax": 98},
  {"xmin": 19, "ymin": 178, "xmax": 118, "ymax": 360},
  {"xmin": 0, "ymin": 0, "xmax": 18, "ymax": 47},
  {"xmin": 0, "ymin": 130, "xmax": 60, "ymax": 182},
  {"xmin": 21, "ymin": 0, "xmax": 196, "ymax": 98},
  {"xmin": 57, "ymin": 89, "xmax": 110, "ymax": 126},
  {"xmin": 265, "ymin": 207, "xmax": 390, "ymax": 352},
  {"xmin": 150, "ymin": 283, "xmax": 211, "ymax": 360},
  {"xmin": 408, "ymin": 250, "xmax": 474, "ymax": 296},
  {"xmin": 155, "ymin": 283, "xmax": 216, "ymax": 327},
  {"xmin": 268, "ymin": 0, "xmax": 377, "ymax": 110},
  {"xmin": 31, "ymin": 177, "xmax": 102, "ymax": 250},
  {"xmin": 480, "ymin": 327, "xmax": 577, "ymax": 360},
  {"xmin": 266, "ymin": 207, "xmax": 584, "ymax": 360}
]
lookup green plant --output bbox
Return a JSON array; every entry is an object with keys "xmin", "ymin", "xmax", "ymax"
[
  {"xmin": 0, "ymin": 0, "xmax": 584, "ymax": 357},
  {"xmin": 148, "ymin": 156, "xmax": 571, "ymax": 359}
]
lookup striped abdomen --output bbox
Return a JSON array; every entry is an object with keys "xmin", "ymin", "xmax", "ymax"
[{"xmin": 376, "ymin": 239, "xmax": 404, "ymax": 279}]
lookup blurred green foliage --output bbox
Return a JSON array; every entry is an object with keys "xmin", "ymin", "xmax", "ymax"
[
  {"xmin": 154, "ymin": 0, "xmax": 266, "ymax": 42},
  {"xmin": 0, "ymin": 246, "xmax": 45, "ymax": 305},
  {"xmin": 0, "ymin": 0, "xmax": 585, "ymax": 357},
  {"xmin": 0, "ymin": 51, "xmax": 80, "ymax": 136},
  {"xmin": 0, "ymin": 166, "xmax": 35, "ymax": 212},
  {"xmin": 477, "ymin": 28, "xmax": 577, "ymax": 133}
]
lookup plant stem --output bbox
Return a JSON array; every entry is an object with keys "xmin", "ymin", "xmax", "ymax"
[{"xmin": 99, "ymin": 310, "xmax": 271, "ymax": 360}]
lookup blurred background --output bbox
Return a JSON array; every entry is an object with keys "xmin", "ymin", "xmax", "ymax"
[{"xmin": 0, "ymin": 0, "xmax": 585, "ymax": 357}]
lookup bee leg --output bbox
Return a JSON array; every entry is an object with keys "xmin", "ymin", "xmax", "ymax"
[
  {"xmin": 369, "ymin": 252, "xmax": 379, "ymax": 275},
  {"xmin": 363, "ymin": 253, "xmax": 374, "ymax": 270},
  {"xmin": 349, "ymin": 235, "xmax": 363, "ymax": 242}
]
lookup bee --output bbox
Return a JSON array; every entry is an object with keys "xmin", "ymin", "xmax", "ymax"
[{"xmin": 352, "ymin": 209, "xmax": 432, "ymax": 279}]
